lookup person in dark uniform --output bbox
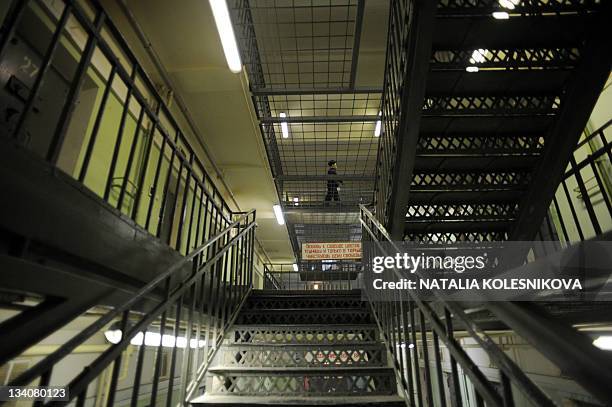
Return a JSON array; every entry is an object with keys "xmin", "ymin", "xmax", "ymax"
[{"xmin": 325, "ymin": 160, "xmax": 342, "ymax": 202}]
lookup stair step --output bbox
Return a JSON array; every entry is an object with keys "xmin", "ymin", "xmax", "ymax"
[
  {"xmin": 191, "ymin": 394, "xmax": 406, "ymax": 406},
  {"xmin": 212, "ymin": 344, "xmax": 387, "ymax": 368},
  {"xmin": 228, "ymin": 325, "xmax": 379, "ymax": 345},
  {"xmin": 208, "ymin": 366, "xmax": 393, "ymax": 374},
  {"xmin": 252, "ymin": 290, "xmax": 362, "ymax": 297},
  {"xmin": 204, "ymin": 367, "xmax": 397, "ymax": 397},
  {"xmin": 235, "ymin": 309, "xmax": 372, "ymax": 325},
  {"xmin": 245, "ymin": 297, "xmax": 366, "ymax": 310}
]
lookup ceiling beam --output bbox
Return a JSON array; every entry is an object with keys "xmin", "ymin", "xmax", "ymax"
[
  {"xmin": 276, "ymin": 175, "xmax": 376, "ymax": 182},
  {"xmin": 261, "ymin": 115, "xmax": 379, "ymax": 123},
  {"xmin": 251, "ymin": 87, "xmax": 382, "ymax": 96}
]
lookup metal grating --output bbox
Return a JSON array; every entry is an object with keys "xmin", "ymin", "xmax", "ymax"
[
  {"xmin": 230, "ymin": 0, "xmax": 383, "ymax": 257},
  {"xmin": 232, "ymin": 0, "xmax": 361, "ymax": 90}
]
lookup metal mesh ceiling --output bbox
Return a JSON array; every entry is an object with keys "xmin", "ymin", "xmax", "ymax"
[{"xmin": 230, "ymin": 0, "xmax": 382, "ymax": 256}]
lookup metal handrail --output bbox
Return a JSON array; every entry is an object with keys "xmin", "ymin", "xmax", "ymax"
[
  {"xmin": 9, "ymin": 210, "xmax": 257, "ymax": 406},
  {"xmin": 359, "ymin": 204, "xmax": 612, "ymax": 407}
]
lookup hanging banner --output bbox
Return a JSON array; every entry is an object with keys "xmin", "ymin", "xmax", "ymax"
[{"xmin": 302, "ymin": 242, "xmax": 362, "ymax": 260}]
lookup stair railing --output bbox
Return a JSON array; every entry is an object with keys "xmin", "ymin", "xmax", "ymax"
[
  {"xmin": 7, "ymin": 209, "xmax": 256, "ymax": 407},
  {"xmin": 359, "ymin": 204, "xmax": 612, "ymax": 407}
]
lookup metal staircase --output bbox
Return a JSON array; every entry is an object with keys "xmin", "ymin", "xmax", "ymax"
[{"xmin": 191, "ymin": 291, "xmax": 405, "ymax": 406}]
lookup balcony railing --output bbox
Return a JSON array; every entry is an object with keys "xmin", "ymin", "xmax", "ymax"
[
  {"xmin": 263, "ymin": 262, "xmax": 362, "ymax": 291},
  {"xmin": 0, "ymin": 0, "xmax": 233, "ymax": 256}
]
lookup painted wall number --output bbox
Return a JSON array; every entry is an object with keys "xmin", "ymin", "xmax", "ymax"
[{"xmin": 18, "ymin": 56, "xmax": 40, "ymax": 78}]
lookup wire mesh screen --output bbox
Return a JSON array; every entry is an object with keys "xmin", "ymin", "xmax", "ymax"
[
  {"xmin": 230, "ymin": 0, "xmax": 381, "ymax": 256},
  {"xmin": 232, "ymin": 0, "xmax": 361, "ymax": 90}
]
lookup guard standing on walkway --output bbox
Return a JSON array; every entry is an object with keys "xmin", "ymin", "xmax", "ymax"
[{"xmin": 325, "ymin": 160, "xmax": 342, "ymax": 202}]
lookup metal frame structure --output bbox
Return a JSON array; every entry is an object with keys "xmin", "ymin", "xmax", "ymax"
[
  {"xmin": 4, "ymin": 210, "xmax": 256, "ymax": 406},
  {"xmin": 375, "ymin": 0, "xmax": 610, "ymax": 243},
  {"xmin": 229, "ymin": 0, "xmax": 384, "ymax": 258},
  {"xmin": 0, "ymin": 1, "xmax": 259, "ymax": 405},
  {"xmin": 360, "ymin": 205, "xmax": 612, "ymax": 407}
]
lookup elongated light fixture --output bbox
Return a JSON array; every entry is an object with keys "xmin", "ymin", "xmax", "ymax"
[
  {"xmin": 209, "ymin": 0, "xmax": 242, "ymax": 73},
  {"xmin": 280, "ymin": 112, "xmax": 289, "ymax": 138},
  {"xmin": 273, "ymin": 204, "xmax": 285, "ymax": 225},
  {"xmin": 293, "ymin": 263, "xmax": 298, "ymax": 272},
  {"xmin": 104, "ymin": 329, "xmax": 206, "ymax": 348},
  {"xmin": 593, "ymin": 335, "xmax": 612, "ymax": 351},
  {"xmin": 374, "ymin": 111, "xmax": 382, "ymax": 137}
]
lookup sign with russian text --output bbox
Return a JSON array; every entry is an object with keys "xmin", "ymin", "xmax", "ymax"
[{"xmin": 302, "ymin": 242, "xmax": 362, "ymax": 260}]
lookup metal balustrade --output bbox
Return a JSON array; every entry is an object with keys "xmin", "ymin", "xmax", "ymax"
[
  {"xmin": 4, "ymin": 210, "xmax": 256, "ymax": 406},
  {"xmin": 360, "ymin": 204, "xmax": 612, "ymax": 406},
  {"xmin": 263, "ymin": 262, "xmax": 363, "ymax": 291}
]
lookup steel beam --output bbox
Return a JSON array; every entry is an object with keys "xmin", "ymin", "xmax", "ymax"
[
  {"xmin": 276, "ymin": 175, "xmax": 376, "ymax": 182},
  {"xmin": 509, "ymin": 11, "xmax": 611, "ymax": 242},
  {"xmin": 349, "ymin": 0, "xmax": 365, "ymax": 89},
  {"xmin": 386, "ymin": 0, "xmax": 437, "ymax": 240},
  {"xmin": 251, "ymin": 87, "xmax": 382, "ymax": 96},
  {"xmin": 261, "ymin": 115, "xmax": 379, "ymax": 123}
]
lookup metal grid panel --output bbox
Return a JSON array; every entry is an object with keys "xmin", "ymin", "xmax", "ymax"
[
  {"xmin": 233, "ymin": 0, "xmax": 360, "ymax": 90},
  {"xmin": 230, "ymin": 0, "xmax": 383, "ymax": 256}
]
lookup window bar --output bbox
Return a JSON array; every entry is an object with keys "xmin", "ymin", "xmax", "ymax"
[
  {"xmin": 131, "ymin": 105, "xmax": 160, "ymax": 221},
  {"xmin": 0, "ymin": 0, "xmax": 29, "ymax": 60},
  {"xmin": 193, "ymin": 266, "xmax": 208, "ymax": 377},
  {"xmin": 130, "ymin": 329, "xmax": 147, "ymax": 407},
  {"xmin": 420, "ymin": 310, "xmax": 434, "ymax": 405},
  {"xmin": 75, "ymin": 389, "xmax": 86, "ymax": 407},
  {"xmin": 561, "ymin": 180, "xmax": 585, "ymax": 241},
  {"xmin": 48, "ymin": 11, "xmax": 106, "ymax": 164},
  {"xmin": 14, "ymin": 4, "xmax": 72, "ymax": 139},
  {"xmin": 156, "ymin": 131, "xmax": 180, "ymax": 238},
  {"xmin": 78, "ymin": 66, "xmax": 117, "ymax": 183},
  {"xmin": 552, "ymin": 196, "xmax": 570, "ymax": 244},
  {"xmin": 589, "ymin": 159, "xmax": 612, "ymax": 215},
  {"xmin": 400, "ymin": 299, "xmax": 415, "ymax": 406},
  {"xmin": 432, "ymin": 330, "xmax": 447, "ymax": 407},
  {"xmin": 32, "ymin": 368, "xmax": 52, "ymax": 407},
  {"xmin": 104, "ymin": 66, "xmax": 138, "ymax": 201},
  {"xmin": 145, "ymin": 136, "xmax": 168, "ymax": 231},
  {"xmin": 166, "ymin": 295, "xmax": 184, "ymax": 407},
  {"xmin": 570, "ymin": 157, "xmax": 602, "ymax": 235},
  {"xmin": 500, "ymin": 371, "xmax": 515, "ymax": 407},
  {"xmin": 117, "ymin": 107, "xmax": 146, "ymax": 212},
  {"xmin": 150, "ymin": 278, "xmax": 171, "ymax": 406},
  {"xmin": 445, "ymin": 307, "xmax": 463, "ymax": 407},
  {"xmin": 409, "ymin": 300, "xmax": 423, "ymax": 406},
  {"xmin": 106, "ymin": 310, "xmax": 129, "ymax": 407},
  {"xmin": 184, "ymin": 182, "xmax": 200, "ymax": 254},
  {"xmin": 179, "ymin": 279, "xmax": 198, "ymax": 403},
  {"xmin": 175, "ymin": 156, "xmax": 194, "ymax": 252}
]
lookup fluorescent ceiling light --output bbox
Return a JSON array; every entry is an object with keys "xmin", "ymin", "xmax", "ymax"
[
  {"xmin": 492, "ymin": 11, "xmax": 510, "ymax": 19},
  {"xmin": 466, "ymin": 66, "xmax": 479, "ymax": 73},
  {"xmin": 280, "ymin": 112, "xmax": 289, "ymax": 138},
  {"xmin": 374, "ymin": 111, "xmax": 382, "ymax": 137},
  {"xmin": 104, "ymin": 330, "xmax": 205, "ymax": 348},
  {"xmin": 593, "ymin": 335, "xmax": 612, "ymax": 351},
  {"xmin": 498, "ymin": 0, "xmax": 520, "ymax": 9},
  {"xmin": 273, "ymin": 204, "xmax": 285, "ymax": 225},
  {"xmin": 209, "ymin": 0, "xmax": 242, "ymax": 73},
  {"xmin": 293, "ymin": 263, "xmax": 298, "ymax": 272}
]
